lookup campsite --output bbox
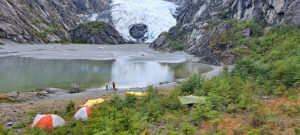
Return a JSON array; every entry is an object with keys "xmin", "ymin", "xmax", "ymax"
[{"xmin": 0, "ymin": 0, "xmax": 300, "ymax": 134}]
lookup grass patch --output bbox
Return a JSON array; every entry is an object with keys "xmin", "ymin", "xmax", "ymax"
[{"xmin": 79, "ymin": 21, "xmax": 108, "ymax": 33}]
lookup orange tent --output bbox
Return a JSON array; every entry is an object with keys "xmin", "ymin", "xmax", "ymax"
[
  {"xmin": 74, "ymin": 106, "xmax": 91, "ymax": 121},
  {"xmin": 30, "ymin": 114, "xmax": 65, "ymax": 130}
]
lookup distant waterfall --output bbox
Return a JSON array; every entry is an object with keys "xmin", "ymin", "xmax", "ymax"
[
  {"xmin": 111, "ymin": 57, "xmax": 174, "ymax": 88},
  {"xmin": 111, "ymin": 0, "xmax": 178, "ymax": 42}
]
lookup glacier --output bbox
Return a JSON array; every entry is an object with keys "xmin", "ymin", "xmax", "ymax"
[
  {"xmin": 79, "ymin": 0, "xmax": 178, "ymax": 43},
  {"xmin": 111, "ymin": 0, "xmax": 178, "ymax": 42}
]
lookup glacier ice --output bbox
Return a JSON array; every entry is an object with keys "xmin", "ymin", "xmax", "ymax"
[
  {"xmin": 78, "ymin": 0, "xmax": 178, "ymax": 43},
  {"xmin": 111, "ymin": 0, "xmax": 178, "ymax": 42}
]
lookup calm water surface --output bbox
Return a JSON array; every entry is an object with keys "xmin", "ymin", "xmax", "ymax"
[{"xmin": 0, "ymin": 57, "xmax": 211, "ymax": 93}]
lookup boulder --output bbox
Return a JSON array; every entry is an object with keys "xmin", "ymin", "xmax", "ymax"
[
  {"xmin": 240, "ymin": 28, "xmax": 251, "ymax": 39},
  {"xmin": 149, "ymin": 33, "xmax": 170, "ymax": 49},
  {"xmin": 70, "ymin": 83, "xmax": 80, "ymax": 93},
  {"xmin": 129, "ymin": 24, "xmax": 148, "ymax": 41},
  {"xmin": 4, "ymin": 91, "xmax": 19, "ymax": 98},
  {"xmin": 71, "ymin": 21, "xmax": 125, "ymax": 44},
  {"xmin": 35, "ymin": 88, "xmax": 58, "ymax": 94},
  {"xmin": 1, "ymin": 91, "xmax": 20, "ymax": 101}
]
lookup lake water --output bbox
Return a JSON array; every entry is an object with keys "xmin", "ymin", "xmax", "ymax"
[{"xmin": 0, "ymin": 57, "xmax": 211, "ymax": 93}]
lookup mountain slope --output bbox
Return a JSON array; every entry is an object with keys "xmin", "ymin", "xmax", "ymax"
[
  {"xmin": 0, "ymin": 0, "xmax": 110, "ymax": 43},
  {"xmin": 151, "ymin": 0, "xmax": 300, "ymax": 65}
]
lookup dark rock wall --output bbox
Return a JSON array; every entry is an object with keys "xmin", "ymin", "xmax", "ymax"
[
  {"xmin": 73, "ymin": 0, "xmax": 111, "ymax": 14},
  {"xmin": 71, "ymin": 22, "xmax": 125, "ymax": 44}
]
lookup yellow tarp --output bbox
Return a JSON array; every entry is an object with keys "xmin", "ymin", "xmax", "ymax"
[
  {"xmin": 126, "ymin": 92, "xmax": 148, "ymax": 97},
  {"xmin": 80, "ymin": 98, "xmax": 105, "ymax": 107}
]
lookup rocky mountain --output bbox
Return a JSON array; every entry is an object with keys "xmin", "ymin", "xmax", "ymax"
[
  {"xmin": 73, "ymin": 0, "xmax": 111, "ymax": 14},
  {"xmin": 0, "ymin": 0, "xmax": 112, "ymax": 44},
  {"xmin": 71, "ymin": 21, "xmax": 125, "ymax": 44},
  {"xmin": 151, "ymin": 0, "xmax": 300, "ymax": 65}
]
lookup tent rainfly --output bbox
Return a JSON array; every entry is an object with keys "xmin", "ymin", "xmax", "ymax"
[
  {"xmin": 74, "ymin": 106, "xmax": 91, "ymax": 121},
  {"xmin": 178, "ymin": 95, "xmax": 206, "ymax": 105},
  {"xmin": 126, "ymin": 91, "xmax": 148, "ymax": 97},
  {"xmin": 80, "ymin": 98, "xmax": 105, "ymax": 107},
  {"xmin": 30, "ymin": 114, "xmax": 65, "ymax": 130}
]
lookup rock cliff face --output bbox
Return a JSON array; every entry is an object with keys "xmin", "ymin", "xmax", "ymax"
[
  {"xmin": 151, "ymin": 0, "xmax": 300, "ymax": 65},
  {"xmin": 0, "ymin": 0, "xmax": 79, "ymax": 43},
  {"xmin": 71, "ymin": 21, "xmax": 125, "ymax": 44},
  {"xmin": 73, "ymin": 0, "xmax": 111, "ymax": 14},
  {"xmin": 0, "ymin": 0, "xmax": 112, "ymax": 43}
]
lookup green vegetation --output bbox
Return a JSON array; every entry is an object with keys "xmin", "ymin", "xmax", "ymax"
[
  {"xmin": 0, "ymin": 122, "xmax": 10, "ymax": 135},
  {"xmin": 0, "ymin": 32, "xmax": 6, "ymax": 38},
  {"xmin": 211, "ymin": 20, "xmax": 267, "ymax": 56},
  {"xmin": 166, "ymin": 27, "xmax": 190, "ymax": 51},
  {"xmin": 169, "ymin": 39, "xmax": 184, "ymax": 51},
  {"xmin": 217, "ymin": 10, "xmax": 232, "ymax": 20},
  {"xmin": 72, "ymin": 37, "xmax": 87, "ymax": 44},
  {"xmin": 4, "ymin": 23, "xmax": 300, "ymax": 134},
  {"xmin": 52, "ymin": 23, "xmax": 63, "ymax": 30},
  {"xmin": 29, "ymin": 19, "xmax": 67, "ymax": 43},
  {"xmin": 70, "ymin": 21, "xmax": 110, "ymax": 43},
  {"xmin": 32, "ymin": 30, "xmax": 47, "ymax": 39},
  {"xmin": 79, "ymin": 21, "xmax": 108, "ymax": 33}
]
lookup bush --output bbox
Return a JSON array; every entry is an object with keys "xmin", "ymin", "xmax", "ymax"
[
  {"xmin": 179, "ymin": 73, "xmax": 205, "ymax": 94},
  {"xmin": 65, "ymin": 100, "xmax": 75, "ymax": 115},
  {"xmin": 0, "ymin": 123, "xmax": 10, "ymax": 135},
  {"xmin": 181, "ymin": 123, "xmax": 196, "ymax": 135},
  {"xmin": 189, "ymin": 103, "xmax": 223, "ymax": 126},
  {"xmin": 250, "ymin": 110, "xmax": 266, "ymax": 128},
  {"xmin": 169, "ymin": 39, "xmax": 184, "ymax": 51},
  {"xmin": 295, "ymin": 127, "xmax": 300, "ymax": 135}
]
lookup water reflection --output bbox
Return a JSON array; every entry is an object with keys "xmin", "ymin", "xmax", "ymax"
[
  {"xmin": 0, "ymin": 57, "xmax": 211, "ymax": 93},
  {"xmin": 0, "ymin": 57, "xmax": 113, "ymax": 92},
  {"xmin": 111, "ymin": 59, "xmax": 174, "ymax": 88}
]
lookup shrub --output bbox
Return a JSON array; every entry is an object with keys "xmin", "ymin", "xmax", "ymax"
[
  {"xmin": 65, "ymin": 100, "xmax": 75, "ymax": 115},
  {"xmin": 295, "ymin": 127, "xmax": 300, "ymax": 135},
  {"xmin": 169, "ymin": 39, "xmax": 184, "ymax": 51},
  {"xmin": 250, "ymin": 110, "xmax": 266, "ymax": 128},
  {"xmin": 179, "ymin": 73, "xmax": 205, "ymax": 94},
  {"xmin": 181, "ymin": 123, "xmax": 196, "ymax": 135},
  {"xmin": 0, "ymin": 123, "xmax": 10, "ymax": 135},
  {"xmin": 189, "ymin": 103, "xmax": 223, "ymax": 126}
]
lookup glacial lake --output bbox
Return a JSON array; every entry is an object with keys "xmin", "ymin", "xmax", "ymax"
[{"xmin": 0, "ymin": 57, "xmax": 211, "ymax": 93}]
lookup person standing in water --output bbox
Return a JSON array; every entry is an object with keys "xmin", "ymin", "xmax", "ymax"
[{"xmin": 105, "ymin": 81, "xmax": 108, "ymax": 90}]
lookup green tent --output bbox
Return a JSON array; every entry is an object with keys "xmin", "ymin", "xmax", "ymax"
[{"xmin": 178, "ymin": 95, "xmax": 206, "ymax": 105}]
